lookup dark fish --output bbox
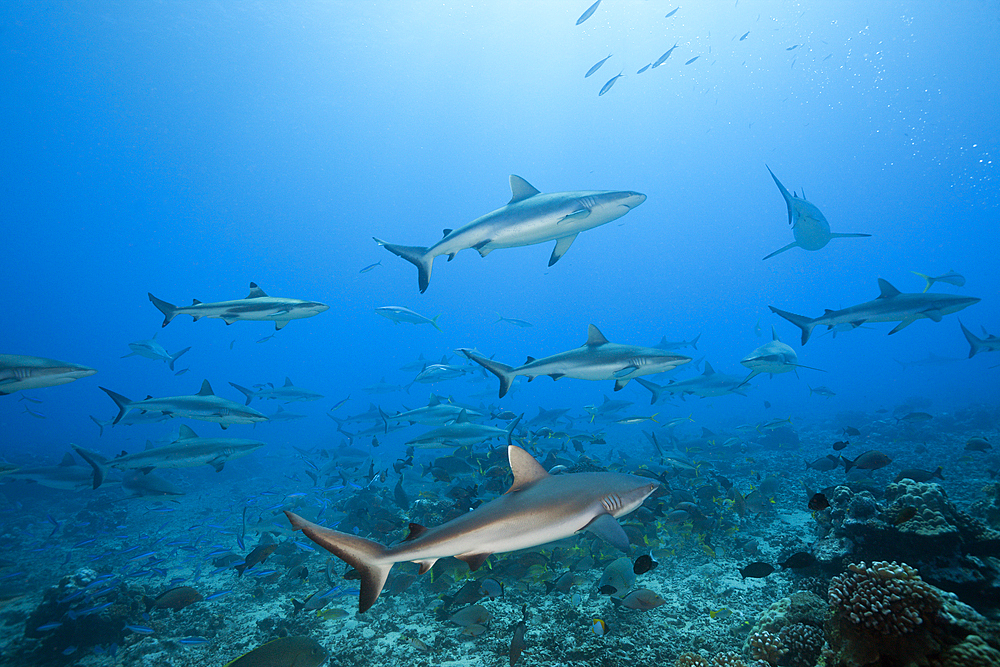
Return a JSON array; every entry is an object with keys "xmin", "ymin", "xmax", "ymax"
[
  {"xmin": 235, "ymin": 544, "xmax": 277, "ymax": 577},
  {"xmin": 145, "ymin": 586, "xmax": 203, "ymax": 612},
  {"xmin": 842, "ymin": 426, "xmax": 861, "ymax": 437},
  {"xmin": 633, "ymin": 554, "xmax": 658, "ymax": 575},
  {"xmin": 598, "ymin": 72, "xmax": 624, "ymax": 96},
  {"xmin": 684, "ymin": 56, "xmax": 700, "ymax": 65},
  {"xmin": 637, "ymin": 64, "xmax": 651, "ymax": 74},
  {"xmin": 223, "ymin": 637, "xmax": 328, "ymax": 667},
  {"xmin": 764, "ymin": 400, "xmax": 771, "ymax": 409},
  {"xmin": 832, "ymin": 440, "xmax": 849, "ymax": 451},
  {"xmin": 778, "ymin": 552, "xmax": 816, "ymax": 569},
  {"xmin": 786, "ymin": 44, "xmax": 800, "ymax": 51},
  {"xmin": 739, "ymin": 562, "xmax": 775, "ymax": 579},
  {"xmin": 893, "ymin": 506, "xmax": 918, "ymax": 525},
  {"xmin": 894, "ymin": 467, "xmax": 943, "ymax": 483},
  {"xmin": 965, "ymin": 437, "xmax": 992, "ymax": 452},
  {"xmin": 739, "ymin": 31, "xmax": 749, "ymax": 41},
  {"xmin": 807, "ymin": 493, "xmax": 829, "ymax": 511},
  {"xmin": 510, "ymin": 619, "xmax": 527, "ymax": 666},
  {"xmin": 586, "ymin": 55, "xmax": 613, "ymax": 78},
  {"xmin": 897, "ymin": 412, "xmax": 932, "ymax": 424},
  {"xmin": 620, "ymin": 588, "xmax": 666, "ymax": 611},
  {"xmin": 576, "ymin": 0, "xmax": 602, "ymax": 25},
  {"xmin": 842, "ymin": 450, "xmax": 892, "ymax": 472},
  {"xmin": 806, "ymin": 454, "xmax": 840, "ymax": 472},
  {"xmin": 665, "ymin": 8, "xmax": 679, "ymax": 18}
]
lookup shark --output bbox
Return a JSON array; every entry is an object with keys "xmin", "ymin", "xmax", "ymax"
[
  {"xmin": 404, "ymin": 410, "xmax": 521, "ymax": 448},
  {"xmin": 960, "ymin": 321, "xmax": 1000, "ymax": 358},
  {"xmin": 374, "ymin": 175, "xmax": 646, "ymax": 292},
  {"xmin": 0, "ymin": 354, "xmax": 97, "ymax": 395},
  {"xmin": 635, "ymin": 363, "xmax": 748, "ymax": 402},
  {"xmin": 770, "ymin": 278, "xmax": 981, "ymax": 345},
  {"xmin": 653, "ymin": 333, "xmax": 701, "ymax": 351},
  {"xmin": 285, "ymin": 444, "xmax": 658, "ymax": 612},
  {"xmin": 460, "ymin": 325, "xmax": 691, "ymax": 398},
  {"xmin": 739, "ymin": 327, "xmax": 824, "ymax": 385},
  {"xmin": 121, "ymin": 334, "xmax": 191, "ymax": 371},
  {"xmin": 148, "ymin": 283, "xmax": 329, "ymax": 330},
  {"xmin": 374, "ymin": 306, "xmax": 442, "ymax": 331},
  {"xmin": 99, "ymin": 380, "xmax": 268, "ymax": 429},
  {"xmin": 264, "ymin": 406, "xmax": 308, "ymax": 423},
  {"xmin": 379, "ymin": 395, "xmax": 484, "ymax": 429},
  {"xmin": 762, "ymin": 166, "xmax": 871, "ymax": 260},
  {"xmin": 412, "ymin": 363, "xmax": 473, "ymax": 384},
  {"xmin": 0, "ymin": 453, "xmax": 118, "ymax": 491},
  {"xmin": 228, "ymin": 378, "xmax": 324, "ymax": 405},
  {"xmin": 73, "ymin": 426, "xmax": 265, "ymax": 488}
]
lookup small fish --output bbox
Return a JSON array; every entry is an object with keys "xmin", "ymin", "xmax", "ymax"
[
  {"xmin": 256, "ymin": 333, "xmax": 276, "ymax": 344},
  {"xmin": 576, "ymin": 0, "xmax": 602, "ymax": 25},
  {"xmin": 330, "ymin": 395, "xmax": 350, "ymax": 411},
  {"xmin": 807, "ymin": 493, "xmax": 830, "ymax": 511},
  {"xmin": 591, "ymin": 618, "xmax": 607, "ymax": 636},
  {"xmin": 894, "ymin": 467, "xmax": 944, "ymax": 483},
  {"xmin": 739, "ymin": 562, "xmax": 775, "ymax": 579},
  {"xmin": 842, "ymin": 426, "xmax": 861, "ymax": 437},
  {"xmin": 911, "ymin": 269, "xmax": 964, "ymax": 292},
  {"xmin": 179, "ymin": 637, "xmax": 210, "ymax": 645},
  {"xmin": 832, "ymin": 440, "xmax": 849, "ymax": 451},
  {"xmin": 510, "ymin": 618, "xmax": 527, "ymax": 666},
  {"xmin": 598, "ymin": 72, "xmax": 624, "ymax": 96},
  {"xmin": 616, "ymin": 414, "xmax": 657, "ymax": 425},
  {"xmin": 893, "ymin": 506, "xmax": 918, "ymax": 525},
  {"xmin": 786, "ymin": 44, "xmax": 800, "ymax": 51},
  {"xmin": 897, "ymin": 412, "xmax": 932, "ymax": 424},
  {"xmin": 36, "ymin": 622, "xmax": 63, "ymax": 632},
  {"xmin": 23, "ymin": 406, "xmax": 45, "ymax": 419},
  {"xmin": 359, "ymin": 261, "xmax": 382, "ymax": 273},
  {"xmin": 709, "ymin": 608, "xmax": 732, "ymax": 620},
  {"xmin": 966, "ymin": 437, "xmax": 992, "ymax": 452},
  {"xmin": 62, "ymin": 646, "xmax": 77, "ymax": 656},
  {"xmin": 496, "ymin": 314, "xmax": 533, "ymax": 328},
  {"xmin": 652, "ymin": 44, "xmax": 679, "ymax": 68},
  {"xmin": 125, "ymin": 625, "xmax": 155, "ymax": 634},
  {"xmin": 204, "ymin": 590, "xmax": 232, "ymax": 601},
  {"xmin": 778, "ymin": 552, "xmax": 816, "ymax": 569},
  {"xmin": 586, "ymin": 54, "xmax": 613, "ymax": 78},
  {"xmin": 684, "ymin": 56, "xmax": 700, "ymax": 65},
  {"xmin": 739, "ymin": 31, "xmax": 749, "ymax": 41},
  {"xmin": 665, "ymin": 8, "xmax": 679, "ymax": 18},
  {"xmin": 174, "ymin": 367, "xmax": 190, "ymax": 376},
  {"xmin": 19, "ymin": 395, "xmax": 43, "ymax": 404},
  {"xmin": 823, "ymin": 54, "xmax": 833, "ymax": 61},
  {"xmin": 620, "ymin": 588, "xmax": 666, "ymax": 611},
  {"xmin": 637, "ymin": 64, "xmax": 651, "ymax": 74},
  {"xmin": 633, "ymin": 554, "xmax": 658, "ymax": 575}
]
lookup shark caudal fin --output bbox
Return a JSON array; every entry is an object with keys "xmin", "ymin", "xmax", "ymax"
[
  {"xmin": 459, "ymin": 349, "xmax": 517, "ymax": 398},
  {"xmin": 959, "ymin": 320, "xmax": 985, "ymax": 358},
  {"xmin": 71, "ymin": 444, "xmax": 109, "ymax": 490},
  {"xmin": 99, "ymin": 387, "xmax": 133, "ymax": 424},
  {"xmin": 148, "ymin": 293, "xmax": 179, "ymax": 327},
  {"xmin": 228, "ymin": 382, "xmax": 256, "ymax": 406},
  {"xmin": 505, "ymin": 414, "xmax": 523, "ymax": 446},
  {"xmin": 768, "ymin": 306, "xmax": 817, "ymax": 345},
  {"xmin": 168, "ymin": 347, "xmax": 192, "ymax": 371},
  {"xmin": 634, "ymin": 377, "xmax": 664, "ymax": 405},
  {"xmin": 373, "ymin": 238, "xmax": 434, "ymax": 293},
  {"xmin": 285, "ymin": 511, "xmax": 393, "ymax": 613}
]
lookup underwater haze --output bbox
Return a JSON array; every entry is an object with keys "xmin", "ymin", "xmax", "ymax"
[{"xmin": 2, "ymin": 1, "xmax": 999, "ymax": 666}]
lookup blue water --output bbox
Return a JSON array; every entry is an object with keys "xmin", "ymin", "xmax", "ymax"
[{"xmin": 1, "ymin": 2, "xmax": 998, "ymax": 662}]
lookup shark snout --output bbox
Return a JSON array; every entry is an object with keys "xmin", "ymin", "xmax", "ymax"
[{"xmin": 621, "ymin": 192, "xmax": 647, "ymax": 209}]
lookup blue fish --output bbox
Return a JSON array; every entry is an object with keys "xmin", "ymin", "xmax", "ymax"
[
  {"xmin": 359, "ymin": 261, "xmax": 381, "ymax": 273},
  {"xmin": 598, "ymin": 72, "xmax": 624, "ymax": 96},
  {"xmin": 585, "ymin": 54, "xmax": 613, "ymax": 78}
]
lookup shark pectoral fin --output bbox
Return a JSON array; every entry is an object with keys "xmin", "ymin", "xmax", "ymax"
[
  {"xmin": 416, "ymin": 559, "xmax": 438, "ymax": 575},
  {"xmin": 829, "ymin": 232, "xmax": 871, "ymax": 239},
  {"xmin": 191, "ymin": 315, "xmax": 202, "ymax": 322},
  {"xmin": 548, "ymin": 234, "xmax": 579, "ymax": 267},
  {"xmin": 274, "ymin": 320, "xmax": 289, "ymax": 331},
  {"xmin": 456, "ymin": 552, "xmax": 492, "ymax": 571},
  {"xmin": 922, "ymin": 309, "xmax": 943, "ymax": 323},
  {"xmin": 889, "ymin": 316, "xmax": 918, "ymax": 335},
  {"xmin": 558, "ymin": 209, "xmax": 591, "ymax": 224},
  {"xmin": 209, "ymin": 460, "xmax": 225, "ymax": 473},
  {"xmin": 613, "ymin": 378, "xmax": 630, "ymax": 391},
  {"xmin": 762, "ymin": 241, "xmax": 799, "ymax": 260},
  {"xmin": 613, "ymin": 366, "xmax": 638, "ymax": 378},
  {"xmin": 584, "ymin": 514, "xmax": 630, "ymax": 552}
]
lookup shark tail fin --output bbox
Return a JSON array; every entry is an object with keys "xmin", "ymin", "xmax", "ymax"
[
  {"xmin": 99, "ymin": 387, "xmax": 132, "ymax": 424},
  {"xmin": 505, "ymin": 414, "xmax": 523, "ymax": 446},
  {"xmin": 959, "ymin": 320, "xmax": 984, "ymax": 358},
  {"xmin": 768, "ymin": 306, "xmax": 817, "ymax": 345},
  {"xmin": 228, "ymin": 382, "xmax": 255, "ymax": 406},
  {"xmin": 690, "ymin": 333, "xmax": 701, "ymax": 350},
  {"xmin": 285, "ymin": 511, "xmax": 393, "ymax": 613},
  {"xmin": 911, "ymin": 271, "xmax": 934, "ymax": 293},
  {"xmin": 634, "ymin": 378, "xmax": 662, "ymax": 405},
  {"xmin": 71, "ymin": 445, "xmax": 109, "ymax": 490},
  {"xmin": 89, "ymin": 415, "xmax": 104, "ymax": 437},
  {"xmin": 459, "ymin": 349, "xmax": 516, "ymax": 398},
  {"xmin": 168, "ymin": 347, "xmax": 192, "ymax": 371},
  {"xmin": 374, "ymin": 238, "xmax": 433, "ymax": 293},
  {"xmin": 148, "ymin": 293, "xmax": 179, "ymax": 327}
]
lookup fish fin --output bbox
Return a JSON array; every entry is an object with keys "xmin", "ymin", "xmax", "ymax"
[
  {"xmin": 100, "ymin": 387, "xmax": 133, "ymax": 424},
  {"xmin": 877, "ymin": 279, "xmax": 901, "ymax": 299},
  {"xmin": 765, "ymin": 166, "xmax": 795, "ymax": 225},
  {"xmin": 548, "ymin": 234, "xmax": 579, "ymax": 266},
  {"xmin": 889, "ymin": 316, "xmax": 918, "ymax": 334},
  {"xmin": 197, "ymin": 380, "xmax": 215, "ymax": 396},
  {"xmin": 613, "ymin": 365, "xmax": 637, "ymax": 378},
  {"xmin": 285, "ymin": 511, "xmax": 393, "ymax": 613},
  {"xmin": 403, "ymin": 523, "xmax": 429, "ymax": 541},
  {"xmin": 209, "ymin": 461, "xmax": 225, "ymax": 473},
  {"xmin": 442, "ymin": 229, "xmax": 452, "ymax": 237},
  {"xmin": 245, "ymin": 283, "xmax": 268, "ymax": 298},
  {"xmin": 71, "ymin": 445, "xmax": 108, "ymax": 490},
  {"xmin": 148, "ymin": 293, "xmax": 179, "ymax": 327},
  {"xmin": 505, "ymin": 445, "xmax": 549, "ymax": 493},
  {"xmin": 274, "ymin": 320, "xmax": 288, "ymax": 331},
  {"xmin": 59, "ymin": 452, "xmax": 76, "ymax": 467},
  {"xmin": 922, "ymin": 308, "xmax": 943, "ymax": 323},
  {"xmin": 228, "ymin": 382, "xmax": 254, "ymax": 405},
  {"xmin": 613, "ymin": 378, "xmax": 630, "ymax": 391},
  {"xmin": 762, "ymin": 241, "xmax": 799, "ymax": 260},
  {"xmin": 960, "ymin": 320, "xmax": 984, "ymax": 358},
  {"xmin": 584, "ymin": 513, "xmax": 630, "ymax": 551},
  {"xmin": 586, "ymin": 324, "xmax": 610, "ymax": 346},
  {"xmin": 374, "ymin": 238, "xmax": 434, "ymax": 293},
  {"xmin": 460, "ymin": 349, "xmax": 516, "ymax": 398},
  {"xmin": 472, "ymin": 240, "xmax": 493, "ymax": 258},
  {"xmin": 558, "ymin": 208, "xmax": 591, "ymax": 224},
  {"xmin": 167, "ymin": 346, "xmax": 191, "ymax": 371},
  {"xmin": 768, "ymin": 306, "xmax": 817, "ymax": 345},
  {"xmin": 416, "ymin": 559, "xmax": 437, "ymax": 575},
  {"xmin": 508, "ymin": 175, "xmax": 540, "ymax": 204},
  {"xmin": 456, "ymin": 553, "xmax": 491, "ymax": 571}
]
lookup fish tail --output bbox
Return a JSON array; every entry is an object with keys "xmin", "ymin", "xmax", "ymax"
[
  {"xmin": 168, "ymin": 347, "xmax": 192, "ymax": 372},
  {"xmin": 505, "ymin": 414, "xmax": 523, "ymax": 446},
  {"xmin": 431, "ymin": 315, "xmax": 442, "ymax": 332},
  {"xmin": 459, "ymin": 349, "xmax": 516, "ymax": 398},
  {"xmin": 634, "ymin": 378, "xmax": 662, "ymax": 405},
  {"xmin": 373, "ymin": 238, "xmax": 433, "ymax": 293},
  {"xmin": 959, "ymin": 320, "xmax": 984, "ymax": 358},
  {"xmin": 690, "ymin": 333, "xmax": 701, "ymax": 350},
  {"xmin": 933, "ymin": 466, "xmax": 944, "ymax": 480},
  {"xmin": 911, "ymin": 271, "xmax": 933, "ymax": 293},
  {"xmin": 89, "ymin": 415, "xmax": 104, "ymax": 437},
  {"xmin": 99, "ymin": 386, "xmax": 132, "ymax": 424},
  {"xmin": 71, "ymin": 444, "xmax": 109, "ymax": 490},
  {"xmin": 378, "ymin": 406, "xmax": 390, "ymax": 434},
  {"xmin": 285, "ymin": 511, "xmax": 394, "ymax": 613},
  {"xmin": 228, "ymin": 382, "xmax": 255, "ymax": 406},
  {"xmin": 148, "ymin": 293, "xmax": 179, "ymax": 327},
  {"xmin": 768, "ymin": 306, "xmax": 816, "ymax": 345}
]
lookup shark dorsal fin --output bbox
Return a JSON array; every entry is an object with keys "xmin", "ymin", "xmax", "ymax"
[
  {"xmin": 506, "ymin": 445, "xmax": 549, "ymax": 493},
  {"xmin": 177, "ymin": 425, "xmax": 199, "ymax": 440},
  {"xmin": 603, "ymin": 395, "xmax": 611, "ymax": 403},
  {"xmin": 586, "ymin": 325, "xmax": 610, "ymax": 346},
  {"xmin": 508, "ymin": 175, "xmax": 541, "ymax": 204},
  {"xmin": 428, "ymin": 395, "xmax": 441, "ymax": 406},
  {"xmin": 404, "ymin": 523, "xmax": 429, "ymax": 541},
  {"xmin": 192, "ymin": 299, "xmax": 202, "ymax": 306},
  {"xmin": 877, "ymin": 279, "xmax": 901, "ymax": 299},
  {"xmin": 525, "ymin": 356, "xmax": 536, "ymax": 364},
  {"xmin": 145, "ymin": 439, "xmax": 155, "ymax": 450},
  {"xmin": 440, "ymin": 355, "xmax": 449, "ymax": 364},
  {"xmin": 59, "ymin": 452, "xmax": 76, "ymax": 466},
  {"xmin": 456, "ymin": 409, "xmax": 470, "ymax": 423},
  {"xmin": 442, "ymin": 229, "xmax": 452, "ymax": 237},
  {"xmin": 246, "ymin": 283, "xmax": 268, "ymax": 299},
  {"xmin": 197, "ymin": 380, "xmax": 215, "ymax": 396},
  {"xmin": 703, "ymin": 362, "xmax": 716, "ymax": 375},
  {"xmin": 771, "ymin": 326, "xmax": 780, "ymax": 342},
  {"xmin": 284, "ymin": 377, "xmax": 294, "ymax": 387}
]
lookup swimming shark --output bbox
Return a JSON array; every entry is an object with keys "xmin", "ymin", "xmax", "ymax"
[
  {"xmin": 0, "ymin": 354, "xmax": 97, "ymax": 395},
  {"xmin": 374, "ymin": 306, "xmax": 442, "ymax": 331},
  {"xmin": 460, "ymin": 325, "xmax": 690, "ymax": 398},
  {"xmin": 374, "ymin": 175, "xmax": 646, "ymax": 292},
  {"xmin": 404, "ymin": 410, "xmax": 520, "ymax": 448},
  {"xmin": 0, "ymin": 453, "xmax": 117, "ymax": 491},
  {"xmin": 770, "ymin": 279, "xmax": 981, "ymax": 344},
  {"xmin": 148, "ymin": 283, "xmax": 329, "ymax": 330},
  {"xmin": 739, "ymin": 327, "xmax": 824, "ymax": 385},
  {"xmin": 635, "ymin": 363, "xmax": 748, "ymax": 402},
  {"xmin": 285, "ymin": 444, "xmax": 658, "ymax": 612},
  {"xmin": 960, "ymin": 321, "xmax": 1000, "ymax": 358},
  {"xmin": 228, "ymin": 378, "xmax": 324, "ymax": 405},
  {"xmin": 121, "ymin": 334, "xmax": 191, "ymax": 371},
  {"xmin": 762, "ymin": 166, "xmax": 871, "ymax": 260},
  {"xmin": 73, "ymin": 425, "xmax": 266, "ymax": 488},
  {"xmin": 653, "ymin": 334, "xmax": 701, "ymax": 351},
  {"xmin": 379, "ymin": 395, "xmax": 483, "ymax": 429},
  {"xmin": 99, "ymin": 380, "xmax": 268, "ymax": 429}
]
